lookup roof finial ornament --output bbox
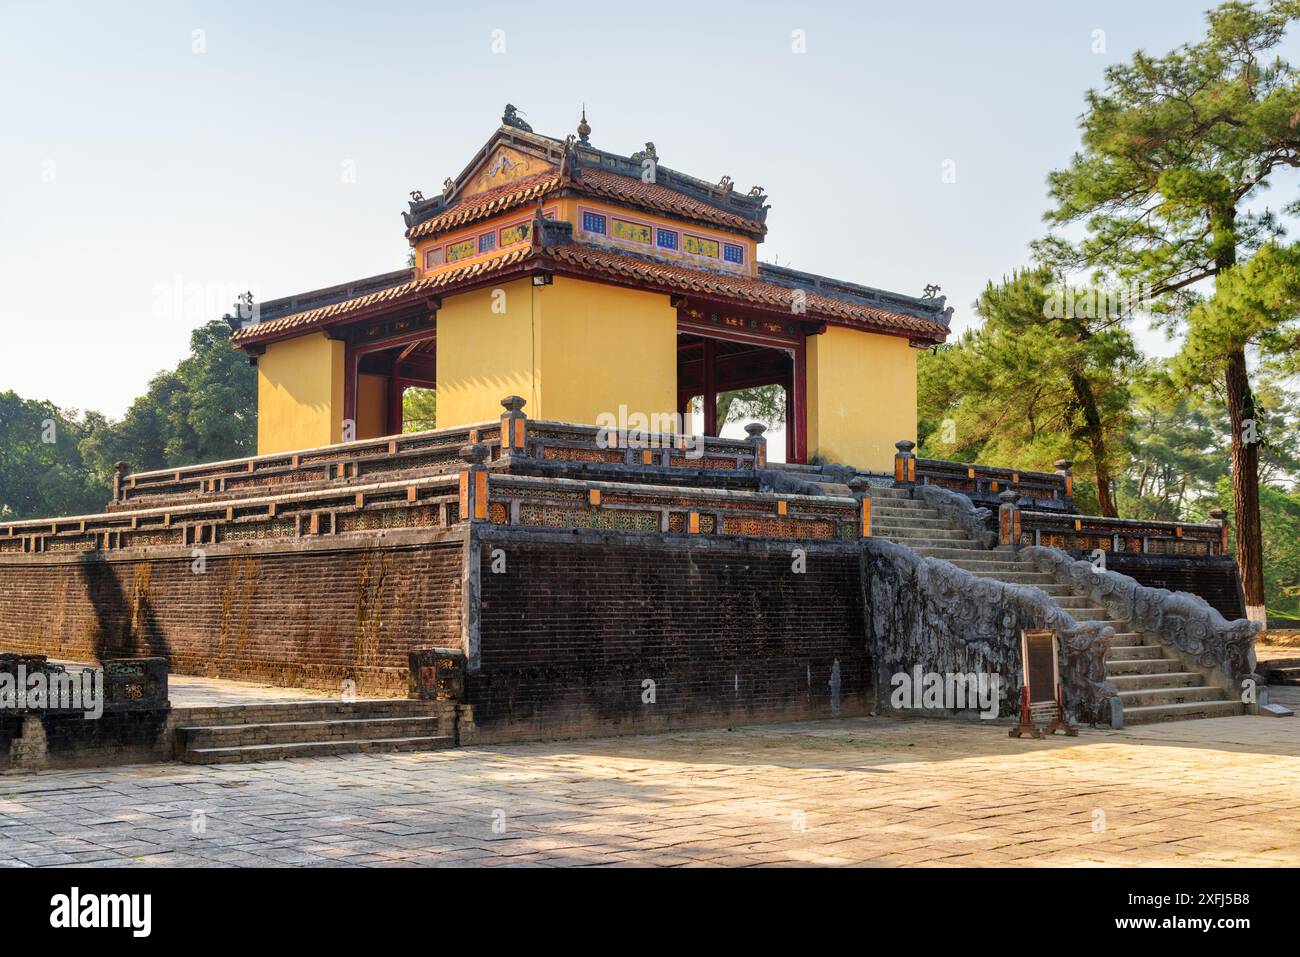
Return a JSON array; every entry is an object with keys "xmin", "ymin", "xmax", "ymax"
[
  {"xmin": 442, "ymin": 177, "xmax": 454, "ymax": 199},
  {"xmin": 717, "ymin": 175, "xmax": 734, "ymax": 195},
  {"xmin": 922, "ymin": 283, "xmax": 942, "ymax": 299},
  {"xmin": 502, "ymin": 103, "xmax": 533, "ymax": 133},
  {"xmin": 577, "ymin": 105, "xmax": 591, "ymax": 146},
  {"xmin": 409, "ymin": 189, "xmax": 424, "ymax": 202}
]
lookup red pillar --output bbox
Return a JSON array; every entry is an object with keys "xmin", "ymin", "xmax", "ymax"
[
  {"xmin": 784, "ymin": 381, "xmax": 793, "ymax": 463},
  {"xmin": 387, "ymin": 378, "xmax": 404, "ymax": 437},
  {"xmin": 703, "ymin": 338, "xmax": 718, "ymax": 437}
]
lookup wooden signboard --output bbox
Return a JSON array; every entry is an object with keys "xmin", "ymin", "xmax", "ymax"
[
  {"xmin": 1023, "ymin": 630, "xmax": 1058, "ymax": 706},
  {"xmin": 1009, "ymin": 629, "xmax": 1077, "ymax": 738}
]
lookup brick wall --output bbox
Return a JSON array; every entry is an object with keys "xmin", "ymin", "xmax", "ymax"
[
  {"xmin": 1, "ymin": 712, "xmax": 177, "ymax": 770},
  {"xmin": 1104, "ymin": 554, "xmax": 1247, "ymax": 622},
  {"xmin": 0, "ymin": 530, "xmax": 465, "ymax": 695},
  {"xmin": 466, "ymin": 528, "xmax": 871, "ymax": 741}
]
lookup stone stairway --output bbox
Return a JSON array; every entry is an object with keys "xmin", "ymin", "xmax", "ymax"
[
  {"xmin": 175, "ymin": 700, "xmax": 455, "ymax": 764},
  {"xmin": 864, "ymin": 486, "xmax": 1243, "ymax": 726},
  {"xmin": 1264, "ymin": 659, "xmax": 1300, "ymax": 686}
]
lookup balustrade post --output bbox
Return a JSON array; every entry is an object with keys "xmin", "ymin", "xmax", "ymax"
[
  {"xmin": 112, "ymin": 461, "xmax": 130, "ymax": 503},
  {"xmin": 1054, "ymin": 458, "xmax": 1074, "ymax": 507},
  {"xmin": 744, "ymin": 422, "xmax": 767, "ymax": 470},
  {"xmin": 499, "ymin": 395, "xmax": 527, "ymax": 458},
  {"xmin": 998, "ymin": 489, "xmax": 1021, "ymax": 548},
  {"xmin": 893, "ymin": 440, "xmax": 917, "ymax": 488},
  {"xmin": 458, "ymin": 443, "xmax": 490, "ymax": 522},
  {"xmin": 1209, "ymin": 507, "xmax": 1229, "ymax": 557}
]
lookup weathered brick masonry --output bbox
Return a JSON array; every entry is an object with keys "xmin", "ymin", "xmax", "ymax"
[
  {"xmin": 0, "ymin": 529, "xmax": 465, "ymax": 695},
  {"xmin": 466, "ymin": 528, "xmax": 871, "ymax": 741}
]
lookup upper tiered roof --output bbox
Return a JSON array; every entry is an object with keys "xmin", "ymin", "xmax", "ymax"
[{"xmin": 229, "ymin": 107, "xmax": 952, "ymax": 349}]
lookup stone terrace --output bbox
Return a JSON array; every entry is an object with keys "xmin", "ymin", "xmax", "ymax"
[{"xmin": 1, "ymin": 704, "xmax": 1297, "ymax": 867}]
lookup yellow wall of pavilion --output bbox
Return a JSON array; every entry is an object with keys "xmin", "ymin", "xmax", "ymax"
[
  {"xmin": 433, "ymin": 276, "xmax": 677, "ymax": 428},
  {"xmin": 435, "ymin": 279, "xmax": 539, "ymax": 426},
  {"xmin": 356, "ymin": 373, "xmax": 389, "ymax": 440},
  {"xmin": 806, "ymin": 326, "xmax": 916, "ymax": 472},
  {"xmin": 256, "ymin": 332, "xmax": 345, "ymax": 453},
  {"xmin": 534, "ymin": 276, "xmax": 677, "ymax": 425}
]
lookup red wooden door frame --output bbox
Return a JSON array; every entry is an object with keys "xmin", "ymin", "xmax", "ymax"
[
  {"xmin": 676, "ymin": 314, "xmax": 808, "ymax": 464},
  {"xmin": 343, "ymin": 328, "xmax": 437, "ymax": 438}
]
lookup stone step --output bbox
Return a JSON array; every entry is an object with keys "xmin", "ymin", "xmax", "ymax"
[
  {"xmin": 882, "ymin": 539, "xmax": 987, "ymax": 552},
  {"xmin": 1105, "ymin": 658, "xmax": 1185, "ymax": 676},
  {"xmin": 862, "ymin": 487, "xmax": 915, "ymax": 500},
  {"xmin": 1108, "ymin": 671, "xmax": 1206, "ymax": 690},
  {"xmin": 1068, "ymin": 608, "xmax": 1118, "ymax": 622},
  {"xmin": 1107, "ymin": 645, "xmax": 1168, "ymax": 662},
  {"xmin": 910, "ymin": 545, "xmax": 1003, "ymax": 560},
  {"xmin": 871, "ymin": 526, "xmax": 969, "ymax": 541},
  {"xmin": 938, "ymin": 559, "xmax": 1043, "ymax": 573},
  {"xmin": 870, "ymin": 515, "xmax": 955, "ymax": 530},
  {"xmin": 181, "ymin": 735, "xmax": 455, "ymax": 765},
  {"xmin": 868, "ymin": 501, "xmax": 941, "ymax": 514},
  {"xmin": 1022, "ymin": 584, "xmax": 1077, "ymax": 597},
  {"xmin": 886, "ymin": 541, "xmax": 985, "ymax": 554},
  {"xmin": 171, "ymin": 700, "xmax": 442, "ymax": 726},
  {"xmin": 1117, "ymin": 685, "xmax": 1229, "ymax": 708},
  {"xmin": 862, "ymin": 498, "xmax": 925, "ymax": 509},
  {"xmin": 1051, "ymin": 595, "xmax": 1101, "ymax": 610},
  {"xmin": 178, "ymin": 715, "xmax": 444, "ymax": 749},
  {"xmin": 1265, "ymin": 665, "xmax": 1300, "ymax": 686},
  {"xmin": 1122, "ymin": 700, "xmax": 1244, "ymax": 726},
  {"xmin": 960, "ymin": 569, "xmax": 1057, "ymax": 583}
]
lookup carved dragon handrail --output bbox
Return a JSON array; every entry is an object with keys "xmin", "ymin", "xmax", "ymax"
[
  {"xmin": 1019, "ymin": 546, "xmax": 1262, "ymax": 693},
  {"xmin": 864, "ymin": 539, "xmax": 1117, "ymax": 725}
]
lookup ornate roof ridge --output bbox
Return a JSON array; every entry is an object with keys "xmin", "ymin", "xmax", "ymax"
[
  {"xmin": 404, "ymin": 116, "xmax": 770, "ymax": 238},
  {"xmin": 757, "ymin": 263, "xmax": 952, "ymax": 328}
]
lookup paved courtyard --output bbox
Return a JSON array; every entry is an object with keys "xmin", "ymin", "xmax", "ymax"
[{"xmin": 2, "ymin": 702, "xmax": 1298, "ymax": 867}]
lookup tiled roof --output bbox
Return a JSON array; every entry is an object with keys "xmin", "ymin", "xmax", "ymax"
[
  {"xmin": 541, "ymin": 246, "xmax": 950, "ymax": 341},
  {"xmin": 405, "ymin": 167, "xmax": 766, "ymax": 243},
  {"xmin": 572, "ymin": 167, "xmax": 766, "ymax": 235},
  {"xmin": 232, "ymin": 240, "xmax": 948, "ymax": 347},
  {"xmin": 406, "ymin": 172, "xmax": 561, "ymax": 240},
  {"xmin": 229, "ymin": 248, "xmax": 532, "ymax": 344}
]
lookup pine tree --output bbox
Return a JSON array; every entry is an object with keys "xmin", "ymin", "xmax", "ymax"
[{"xmin": 1039, "ymin": 0, "xmax": 1300, "ymax": 620}]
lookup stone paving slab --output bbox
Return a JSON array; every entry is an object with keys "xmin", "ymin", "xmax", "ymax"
[{"xmin": 0, "ymin": 713, "xmax": 1297, "ymax": 867}]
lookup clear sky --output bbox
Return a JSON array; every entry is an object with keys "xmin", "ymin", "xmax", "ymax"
[{"xmin": 2, "ymin": 0, "xmax": 1292, "ymax": 419}]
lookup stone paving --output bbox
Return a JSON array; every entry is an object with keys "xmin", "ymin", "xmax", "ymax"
[{"xmin": 1, "ymin": 709, "xmax": 1297, "ymax": 867}]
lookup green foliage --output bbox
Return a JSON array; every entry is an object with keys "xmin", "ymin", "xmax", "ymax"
[
  {"xmin": 1038, "ymin": 0, "xmax": 1300, "ymax": 302},
  {"xmin": 917, "ymin": 267, "xmax": 1139, "ymax": 515},
  {"xmin": 717, "ymin": 385, "xmax": 785, "ymax": 428},
  {"xmin": 1, "ymin": 320, "xmax": 256, "ymax": 521},
  {"xmin": 0, "ymin": 393, "xmax": 108, "ymax": 519},
  {"xmin": 1213, "ymin": 475, "xmax": 1300, "ymax": 617},
  {"xmin": 80, "ymin": 320, "xmax": 256, "ymax": 480},
  {"xmin": 1116, "ymin": 370, "xmax": 1229, "ymax": 521},
  {"xmin": 402, "ymin": 387, "xmax": 437, "ymax": 433},
  {"xmin": 1037, "ymin": 0, "xmax": 1300, "ymax": 606},
  {"xmin": 691, "ymin": 385, "xmax": 787, "ymax": 430},
  {"xmin": 1176, "ymin": 241, "xmax": 1300, "ymax": 387}
]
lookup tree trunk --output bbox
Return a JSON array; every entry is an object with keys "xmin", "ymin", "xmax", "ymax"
[
  {"xmin": 1212, "ymin": 209, "xmax": 1266, "ymax": 624},
  {"xmin": 1068, "ymin": 368, "xmax": 1118, "ymax": 517},
  {"xmin": 1225, "ymin": 347, "xmax": 1267, "ymax": 622}
]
